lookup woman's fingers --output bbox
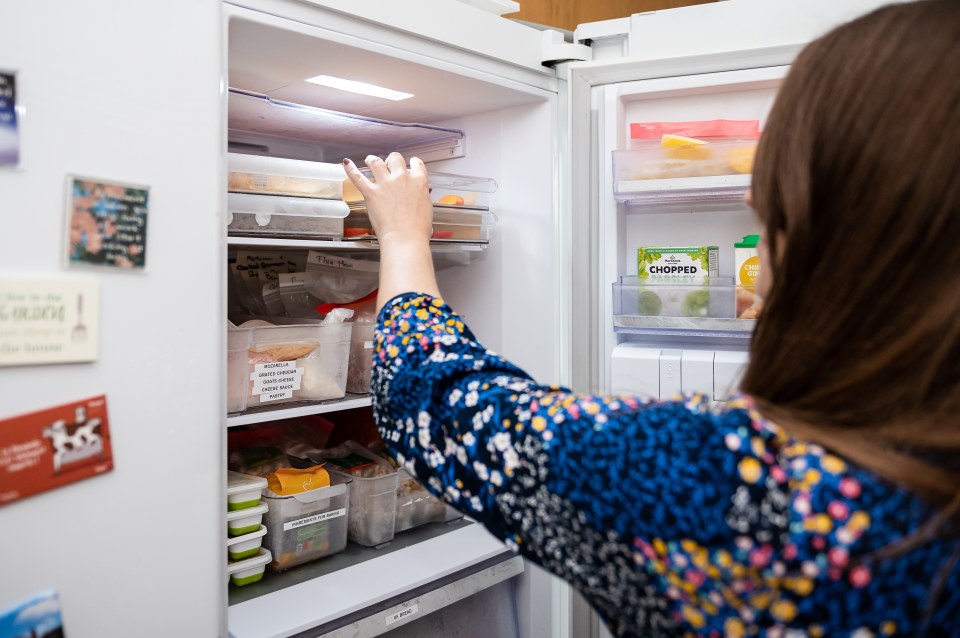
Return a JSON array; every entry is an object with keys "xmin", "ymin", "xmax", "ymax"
[
  {"xmin": 409, "ymin": 156, "xmax": 427, "ymax": 179},
  {"xmin": 342, "ymin": 158, "xmax": 372, "ymax": 197},
  {"xmin": 385, "ymin": 152, "xmax": 407, "ymax": 175},
  {"xmin": 365, "ymin": 154, "xmax": 390, "ymax": 182}
]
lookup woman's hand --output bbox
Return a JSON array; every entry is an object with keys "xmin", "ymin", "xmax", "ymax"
[{"xmin": 343, "ymin": 152, "xmax": 433, "ymax": 247}]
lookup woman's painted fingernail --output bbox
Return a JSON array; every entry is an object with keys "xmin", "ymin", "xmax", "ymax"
[{"xmin": 342, "ymin": 158, "xmax": 351, "ymax": 165}]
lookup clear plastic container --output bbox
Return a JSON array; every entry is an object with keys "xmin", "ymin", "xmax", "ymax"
[
  {"xmin": 228, "ymin": 327, "xmax": 252, "ymax": 413},
  {"xmin": 329, "ymin": 457, "xmax": 399, "ymax": 547},
  {"xmin": 227, "ymin": 524, "xmax": 267, "ymax": 561},
  {"xmin": 246, "ymin": 322, "xmax": 353, "ymax": 407},
  {"xmin": 342, "ymin": 208, "xmax": 498, "ymax": 243},
  {"xmin": 612, "ymin": 276, "xmax": 755, "ymax": 338},
  {"xmin": 395, "ymin": 469, "xmax": 461, "ymax": 533},
  {"xmin": 227, "ymin": 153, "xmax": 345, "ymax": 200},
  {"xmin": 348, "ymin": 169, "xmax": 498, "ymax": 210},
  {"xmin": 346, "ymin": 321, "xmax": 375, "ymax": 394},
  {"xmin": 227, "ymin": 192, "xmax": 348, "ymax": 239},
  {"xmin": 227, "ymin": 548, "xmax": 272, "ymax": 586},
  {"xmin": 227, "ymin": 501, "xmax": 269, "ymax": 537},
  {"xmin": 227, "ymin": 471, "xmax": 268, "ymax": 511},
  {"xmin": 262, "ymin": 474, "xmax": 351, "ymax": 570}
]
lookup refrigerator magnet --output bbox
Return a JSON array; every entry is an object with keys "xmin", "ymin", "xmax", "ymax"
[
  {"xmin": 0, "ymin": 589, "xmax": 65, "ymax": 638},
  {"xmin": 0, "ymin": 277, "xmax": 99, "ymax": 367},
  {"xmin": 0, "ymin": 70, "xmax": 20, "ymax": 169},
  {"xmin": 0, "ymin": 395, "xmax": 114, "ymax": 508},
  {"xmin": 64, "ymin": 175, "xmax": 150, "ymax": 271}
]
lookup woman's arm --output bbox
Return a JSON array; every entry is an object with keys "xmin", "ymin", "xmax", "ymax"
[{"xmin": 342, "ymin": 154, "xmax": 440, "ymax": 311}]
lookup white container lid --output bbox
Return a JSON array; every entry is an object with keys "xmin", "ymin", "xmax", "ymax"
[
  {"xmin": 226, "ymin": 547, "xmax": 273, "ymax": 575},
  {"xmin": 226, "ymin": 500, "xmax": 268, "ymax": 522},
  {"xmin": 226, "ymin": 524, "xmax": 268, "ymax": 549},
  {"xmin": 227, "ymin": 152, "xmax": 347, "ymax": 182},
  {"xmin": 227, "ymin": 471, "xmax": 268, "ymax": 497},
  {"xmin": 227, "ymin": 192, "xmax": 349, "ymax": 219}
]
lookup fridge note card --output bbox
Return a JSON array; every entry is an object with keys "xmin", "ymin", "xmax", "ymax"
[
  {"xmin": 0, "ymin": 278, "xmax": 99, "ymax": 367},
  {"xmin": 0, "ymin": 395, "xmax": 113, "ymax": 508},
  {"xmin": 0, "ymin": 71, "xmax": 19, "ymax": 167},
  {"xmin": 65, "ymin": 176, "xmax": 149, "ymax": 270}
]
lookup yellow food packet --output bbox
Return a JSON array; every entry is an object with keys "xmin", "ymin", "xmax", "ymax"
[{"xmin": 267, "ymin": 465, "xmax": 330, "ymax": 495}]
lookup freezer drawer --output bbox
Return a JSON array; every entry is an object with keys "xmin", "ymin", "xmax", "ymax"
[{"xmin": 610, "ymin": 345, "xmax": 748, "ymax": 402}]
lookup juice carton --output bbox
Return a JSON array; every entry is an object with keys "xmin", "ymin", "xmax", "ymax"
[{"xmin": 734, "ymin": 235, "xmax": 761, "ymax": 319}]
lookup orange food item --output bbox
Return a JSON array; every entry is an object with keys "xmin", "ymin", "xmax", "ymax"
[
  {"xmin": 343, "ymin": 227, "xmax": 373, "ymax": 237},
  {"xmin": 726, "ymin": 145, "xmax": 758, "ymax": 174},
  {"xmin": 437, "ymin": 194, "xmax": 465, "ymax": 206}
]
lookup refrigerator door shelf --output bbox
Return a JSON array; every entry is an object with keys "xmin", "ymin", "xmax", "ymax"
[
  {"xmin": 229, "ymin": 88, "xmax": 465, "ymax": 161},
  {"xmin": 614, "ymin": 173, "xmax": 751, "ymax": 212},
  {"xmin": 613, "ymin": 315, "xmax": 754, "ymax": 339}
]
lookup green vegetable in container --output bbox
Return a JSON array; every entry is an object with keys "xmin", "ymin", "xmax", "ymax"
[
  {"xmin": 681, "ymin": 290, "xmax": 710, "ymax": 317},
  {"xmin": 637, "ymin": 290, "xmax": 663, "ymax": 316}
]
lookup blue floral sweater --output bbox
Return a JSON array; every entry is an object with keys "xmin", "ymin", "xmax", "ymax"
[{"xmin": 371, "ymin": 293, "xmax": 959, "ymax": 638}]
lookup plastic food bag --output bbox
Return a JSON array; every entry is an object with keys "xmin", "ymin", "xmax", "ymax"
[{"xmin": 279, "ymin": 252, "xmax": 378, "ymax": 318}]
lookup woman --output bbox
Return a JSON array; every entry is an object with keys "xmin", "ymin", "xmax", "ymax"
[{"xmin": 343, "ymin": 1, "xmax": 959, "ymax": 635}]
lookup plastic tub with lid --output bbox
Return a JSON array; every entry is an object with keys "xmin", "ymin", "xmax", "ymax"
[
  {"xmin": 318, "ymin": 446, "xmax": 399, "ymax": 547},
  {"xmin": 227, "ymin": 471, "xmax": 268, "ymax": 511},
  {"xmin": 262, "ymin": 474, "xmax": 351, "ymax": 570},
  {"xmin": 227, "ymin": 548, "xmax": 272, "ymax": 587},
  {"xmin": 228, "ymin": 153, "xmax": 345, "ymax": 200},
  {"xmin": 227, "ymin": 524, "xmax": 268, "ymax": 561},
  {"xmin": 227, "ymin": 501, "xmax": 269, "ymax": 537}
]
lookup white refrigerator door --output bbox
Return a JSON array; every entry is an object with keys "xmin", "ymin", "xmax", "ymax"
[{"xmin": 0, "ymin": 2, "xmax": 224, "ymax": 638}]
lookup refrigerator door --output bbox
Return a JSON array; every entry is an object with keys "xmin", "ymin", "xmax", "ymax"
[{"xmin": 0, "ymin": 1, "xmax": 224, "ymax": 637}]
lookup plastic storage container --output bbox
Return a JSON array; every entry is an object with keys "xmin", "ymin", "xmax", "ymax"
[
  {"xmin": 227, "ymin": 548, "xmax": 272, "ymax": 586},
  {"xmin": 347, "ymin": 169, "xmax": 497, "ymax": 210},
  {"xmin": 227, "ymin": 153, "xmax": 345, "ymax": 200},
  {"xmin": 322, "ymin": 448, "xmax": 399, "ymax": 547},
  {"xmin": 346, "ymin": 321, "xmax": 375, "ymax": 394},
  {"xmin": 262, "ymin": 474, "xmax": 351, "ymax": 570},
  {"xmin": 227, "ymin": 501, "xmax": 269, "ymax": 537},
  {"xmin": 227, "ymin": 471, "xmax": 268, "ymax": 511},
  {"xmin": 228, "ymin": 327, "xmax": 252, "ymax": 413},
  {"xmin": 612, "ymin": 276, "xmax": 754, "ymax": 338},
  {"xmin": 246, "ymin": 322, "xmax": 353, "ymax": 407},
  {"xmin": 395, "ymin": 469, "xmax": 462, "ymax": 533},
  {"xmin": 227, "ymin": 192, "xmax": 348, "ymax": 239},
  {"xmin": 227, "ymin": 524, "xmax": 268, "ymax": 561}
]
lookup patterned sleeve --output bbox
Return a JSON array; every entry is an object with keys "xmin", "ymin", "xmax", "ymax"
[{"xmin": 371, "ymin": 293, "xmax": 776, "ymax": 636}]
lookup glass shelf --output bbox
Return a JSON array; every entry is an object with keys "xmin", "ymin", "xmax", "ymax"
[{"xmin": 228, "ymin": 88, "xmax": 464, "ymax": 159}]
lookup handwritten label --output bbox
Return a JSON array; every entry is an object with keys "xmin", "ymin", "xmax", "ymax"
[
  {"xmin": 282, "ymin": 507, "xmax": 346, "ymax": 531},
  {"xmin": 0, "ymin": 279, "xmax": 99, "ymax": 366},
  {"xmin": 386, "ymin": 604, "xmax": 419, "ymax": 626},
  {"xmin": 66, "ymin": 176, "xmax": 150, "ymax": 270},
  {"xmin": 306, "ymin": 251, "xmax": 379, "ymax": 273}
]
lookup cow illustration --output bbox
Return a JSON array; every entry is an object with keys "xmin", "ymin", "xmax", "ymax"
[{"xmin": 42, "ymin": 409, "xmax": 104, "ymax": 474}]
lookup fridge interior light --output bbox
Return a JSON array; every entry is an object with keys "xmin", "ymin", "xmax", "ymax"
[{"xmin": 305, "ymin": 74, "xmax": 414, "ymax": 101}]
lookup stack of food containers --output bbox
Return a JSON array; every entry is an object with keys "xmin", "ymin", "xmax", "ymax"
[
  {"xmin": 262, "ymin": 473, "xmax": 351, "ymax": 571},
  {"xmin": 227, "ymin": 153, "xmax": 349, "ymax": 240},
  {"xmin": 226, "ymin": 471, "xmax": 271, "ymax": 587}
]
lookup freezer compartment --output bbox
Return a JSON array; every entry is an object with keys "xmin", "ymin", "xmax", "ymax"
[
  {"xmin": 245, "ymin": 322, "xmax": 352, "ymax": 408},
  {"xmin": 613, "ymin": 276, "xmax": 754, "ymax": 338},
  {"xmin": 228, "ymin": 152, "xmax": 345, "ymax": 199},
  {"xmin": 613, "ymin": 149, "xmax": 752, "ymax": 209},
  {"xmin": 395, "ymin": 469, "xmax": 463, "ymax": 533},
  {"xmin": 227, "ymin": 193, "xmax": 348, "ymax": 240},
  {"xmin": 263, "ymin": 474, "xmax": 351, "ymax": 571}
]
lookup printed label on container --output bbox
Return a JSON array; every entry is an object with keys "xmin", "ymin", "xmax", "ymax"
[
  {"xmin": 283, "ymin": 507, "xmax": 346, "ymax": 531},
  {"xmin": 386, "ymin": 604, "xmax": 419, "ymax": 626},
  {"xmin": 251, "ymin": 361, "xmax": 303, "ymax": 401}
]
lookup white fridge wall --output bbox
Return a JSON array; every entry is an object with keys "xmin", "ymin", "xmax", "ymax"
[{"xmin": 0, "ymin": 2, "xmax": 224, "ymax": 637}]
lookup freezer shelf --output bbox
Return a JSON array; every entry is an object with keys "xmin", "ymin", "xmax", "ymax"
[
  {"xmin": 615, "ymin": 173, "xmax": 751, "ymax": 211},
  {"xmin": 228, "ymin": 520, "xmax": 519, "ymax": 638},
  {"xmin": 229, "ymin": 89, "xmax": 464, "ymax": 160},
  {"xmin": 613, "ymin": 276, "xmax": 755, "ymax": 339},
  {"xmin": 227, "ymin": 393, "xmax": 372, "ymax": 427}
]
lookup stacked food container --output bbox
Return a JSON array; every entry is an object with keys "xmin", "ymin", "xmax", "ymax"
[
  {"xmin": 227, "ymin": 154, "xmax": 350, "ymax": 239},
  {"xmin": 226, "ymin": 471, "xmax": 271, "ymax": 587}
]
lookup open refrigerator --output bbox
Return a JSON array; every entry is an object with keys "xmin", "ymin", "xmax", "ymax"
[{"xmin": 0, "ymin": 1, "xmax": 896, "ymax": 637}]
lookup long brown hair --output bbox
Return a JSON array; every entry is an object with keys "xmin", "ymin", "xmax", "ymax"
[{"xmin": 743, "ymin": 0, "xmax": 960, "ymax": 516}]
